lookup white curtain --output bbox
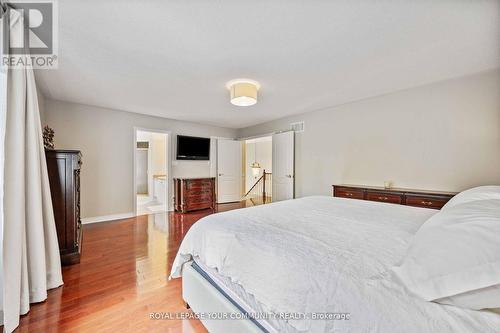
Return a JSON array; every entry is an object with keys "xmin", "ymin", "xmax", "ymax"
[
  {"xmin": 1, "ymin": 8, "xmax": 63, "ymax": 333},
  {"xmin": 0, "ymin": 8, "xmax": 6, "ymax": 328}
]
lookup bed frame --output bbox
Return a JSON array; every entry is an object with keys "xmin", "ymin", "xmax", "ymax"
[{"xmin": 182, "ymin": 262, "xmax": 266, "ymax": 333}]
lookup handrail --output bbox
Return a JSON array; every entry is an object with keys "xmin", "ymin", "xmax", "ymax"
[
  {"xmin": 243, "ymin": 170, "xmax": 272, "ymax": 198},
  {"xmin": 243, "ymin": 170, "xmax": 272, "ymax": 197},
  {"xmin": 244, "ymin": 174, "xmax": 264, "ymax": 197}
]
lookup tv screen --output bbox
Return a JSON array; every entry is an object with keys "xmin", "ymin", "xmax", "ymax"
[{"xmin": 176, "ymin": 135, "xmax": 210, "ymax": 160}]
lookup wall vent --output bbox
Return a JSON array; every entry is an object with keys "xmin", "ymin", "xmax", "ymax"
[{"xmin": 290, "ymin": 121, "xmax": 305, "ymax": 133}]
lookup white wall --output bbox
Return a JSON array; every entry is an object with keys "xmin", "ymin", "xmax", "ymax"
[
  {"xmin": 245, "ymin": 137, "xmax": 272, "ymax": 193},
  {"xmin": 238, "ymin": 69, "xmax": 500, "ymax": 197},
  {"xmin": 150, "ymin": 133, "xmax": 167, "ymax": 176},
  {"xmin": 41, "ymin": 69, "xmax": 500, "ymax": 217},
  {"xmin": 43, "ymin": 99, "xmax": 237, "ymax": 219}
]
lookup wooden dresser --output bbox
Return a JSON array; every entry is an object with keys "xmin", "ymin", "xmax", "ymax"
[
  {"xmin": 174, "ymin": 177, "xmax": 216, "ymax": 213},
  {"xmin": 332, "ymin": 184, "xmax": 456, "ymax": 210},
  {"xmin": 46, "ymin": 150, "xmax": 82, "ymax": 265}
]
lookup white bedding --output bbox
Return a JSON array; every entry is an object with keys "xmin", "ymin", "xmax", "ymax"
[
  {"xmin": 193, "ymin": 257, "xmax": 283, "ymax": 333},
  {"xmin": 170, "ymin": 196, "xmax": 500, "ymax": 332}
]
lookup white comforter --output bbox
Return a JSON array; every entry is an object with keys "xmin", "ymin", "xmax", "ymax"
[{"xmin": 170, "ymin": 196, "xmax": 500, "ymax": 333}]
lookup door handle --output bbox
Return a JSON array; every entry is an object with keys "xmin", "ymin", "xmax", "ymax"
[
  {"xmin": 218, "ymin": 173, "xmax": 223, "ymax": 176},
  {"xmin": 286, "ymin": 174, "xmax": 293, "ymax": 178}
]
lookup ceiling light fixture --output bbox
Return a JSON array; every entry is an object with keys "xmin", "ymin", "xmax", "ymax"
[{"xmin": 226, "ymin": 79, "xmax": 260, "ymax": 106}]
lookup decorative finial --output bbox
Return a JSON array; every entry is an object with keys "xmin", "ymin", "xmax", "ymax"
[{"xmin": 43, "ymin": 125, "xmax": 55, "ymax": 149}]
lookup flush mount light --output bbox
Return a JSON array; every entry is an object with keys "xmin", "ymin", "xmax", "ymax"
[{"xmin": 226, "ymin": 79, "xmax": 260, "ymax": 106}]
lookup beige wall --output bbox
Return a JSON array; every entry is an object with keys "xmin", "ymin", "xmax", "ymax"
[
  {"xmin": 42, "ymin": 69, "xmax": 500, "ymax": 217},
  {"xmin": 43, "ymin": 99, "xmax": 237, "ymax": 219},
  {"xmin": 238, "ymin": 69, "xmax": 500, "ymax": 197},
  {"xmin": 150, "ymin": 133, "xmax": 167, "ymax": 176}
]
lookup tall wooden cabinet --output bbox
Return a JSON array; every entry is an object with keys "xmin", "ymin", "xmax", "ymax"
[{"xmin": 45, "ymin": 150, "xmax": 82, "ymax": 265}]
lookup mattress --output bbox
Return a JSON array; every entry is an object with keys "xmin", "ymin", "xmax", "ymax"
[
  {"xmin": 192, "ymin": 258, "xmax": 282, "ymax": 333},
  {"xmin": 171, "ymin": 196, "xmax": 500, "ymax": 332},
  {"xmin": 192, "ymin": 257, "xmax": 306, "ymax": 332}
]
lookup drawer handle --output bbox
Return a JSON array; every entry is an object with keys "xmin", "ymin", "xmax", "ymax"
[
  {"xmin": 378, "ymin": 196, "xmax": 389, "ymax": 201},
  {"xmin": 346, "ymin": 193, "xmax": 353, "ymax": 197},
  {"xmin": 421, "ymin": 201, "xmax": 433, "ymax": 206}
]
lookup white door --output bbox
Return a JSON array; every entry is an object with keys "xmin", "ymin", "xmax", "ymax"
[
  {"xmin": 272, "ymin": 131, "xmax": 294, "ymax": 201},
  {"xmin": 217, "ymin": 139, "xmax": 242, "ymax": 203}
]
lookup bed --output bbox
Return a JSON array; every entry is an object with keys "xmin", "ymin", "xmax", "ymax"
[{"xmin": 170, "ymin": 196, "xmax": 500, "ymax": 332}]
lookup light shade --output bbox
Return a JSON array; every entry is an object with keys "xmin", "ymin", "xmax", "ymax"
[
  {"xmin": 226, "ymin": 79, "xmax": 260, "ymax": 106},
  {"xmin": 251, "ymin": 161, "xmax": 261, "ymax": 177}
]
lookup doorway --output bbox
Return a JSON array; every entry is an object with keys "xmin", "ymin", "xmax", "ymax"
[
  {"xmin": 134, "ymin": 129, "xmax": 170, "ymax": 216},
  {"xmin": 242, "ymin": 136, "xmax": 273, "ymax": 205},
  {"xmin": 240, "ymin": 131, "xmax": 294, "ymax": 204}
]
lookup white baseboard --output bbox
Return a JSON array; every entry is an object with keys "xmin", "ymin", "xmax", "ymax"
[{"xmin": 81, "ymin": 212, "xmax": 135, "ymax": 224}]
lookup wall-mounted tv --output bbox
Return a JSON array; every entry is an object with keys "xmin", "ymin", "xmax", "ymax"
[{"xmin": 176, "ymin": 135, "xmax": 210, "ymax": 160}]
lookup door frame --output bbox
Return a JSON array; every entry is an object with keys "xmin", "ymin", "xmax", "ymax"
[
  {"xmin": 238, "ymin": 131, "xmax": 296, "ymax": 202},
  {"xmin": 133, "ymin": 127, "xmax": 172, "ymax": 215},
  {"xmin": 240, "ymin": 135, "xmax": 274, "ymax": 195}
]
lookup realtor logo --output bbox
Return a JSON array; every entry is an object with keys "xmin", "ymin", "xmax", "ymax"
[{"xmin": 2, "ymin": 0, "xmax": 58, "ymax": 68}]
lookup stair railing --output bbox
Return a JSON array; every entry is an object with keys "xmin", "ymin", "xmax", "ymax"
[{"xmin": 243, "ymin": 169, "xmax": 272, "ymax": 204}]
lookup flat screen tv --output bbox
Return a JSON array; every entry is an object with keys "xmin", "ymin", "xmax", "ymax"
[{"xmin": 176, "ymin": 135, "xmax": 210, "ymax": 160}]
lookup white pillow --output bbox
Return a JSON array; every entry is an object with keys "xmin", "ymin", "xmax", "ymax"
[
  {"xmin": 392, "ymin": 199, "xmax": 500, "ymax": 310},
  {"xmin": 436, "ymin": 284, "xmax": 500, "ymax": 310},
  {"xmin": 442, "ymin": 185, "xmax": 500, "ymax": 210}
]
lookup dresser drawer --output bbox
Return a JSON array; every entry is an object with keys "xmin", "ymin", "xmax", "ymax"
[
  {"xmin": 187, "ymin": 179, "xmax": 213, "ymax": 190},
  {"xmin": 186, "ymin": 195, "xmax": 213, "ymax": 204},
  {"xmin": 334, "ymin": 187, "xmax": 364, "ymax": 200},
  {"xmin": 186, "ymin": 202, "xmax": 213, "ymax": 211},
  {"xmin": 405, "ymin": 195, "xmax": 449, "ymax": 209},
  {"xmin": 187, "ymin": 188, "xmax": 213, "ymax": 197},
  {"xmin": 366, "ymin": 191, "xmax": 403, "ymax": 204},
  {"xmin": 185, "ymin": 196, "xmax": 214, "ymax": 212}
]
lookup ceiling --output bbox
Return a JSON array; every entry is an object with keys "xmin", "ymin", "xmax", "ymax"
[{"xmin": 35, "ymin": 0, "xmax": 500, "ymax": 129}]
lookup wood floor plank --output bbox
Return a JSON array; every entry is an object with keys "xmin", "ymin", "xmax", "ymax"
[{"xmin": 13, "ymin": 202, "xmax": 250, "ymax": 332}]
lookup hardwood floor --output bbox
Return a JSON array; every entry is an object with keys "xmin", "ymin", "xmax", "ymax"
[{"xmin": 15, "ymin": 202, "xmax": 251, "ymax": 333}]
